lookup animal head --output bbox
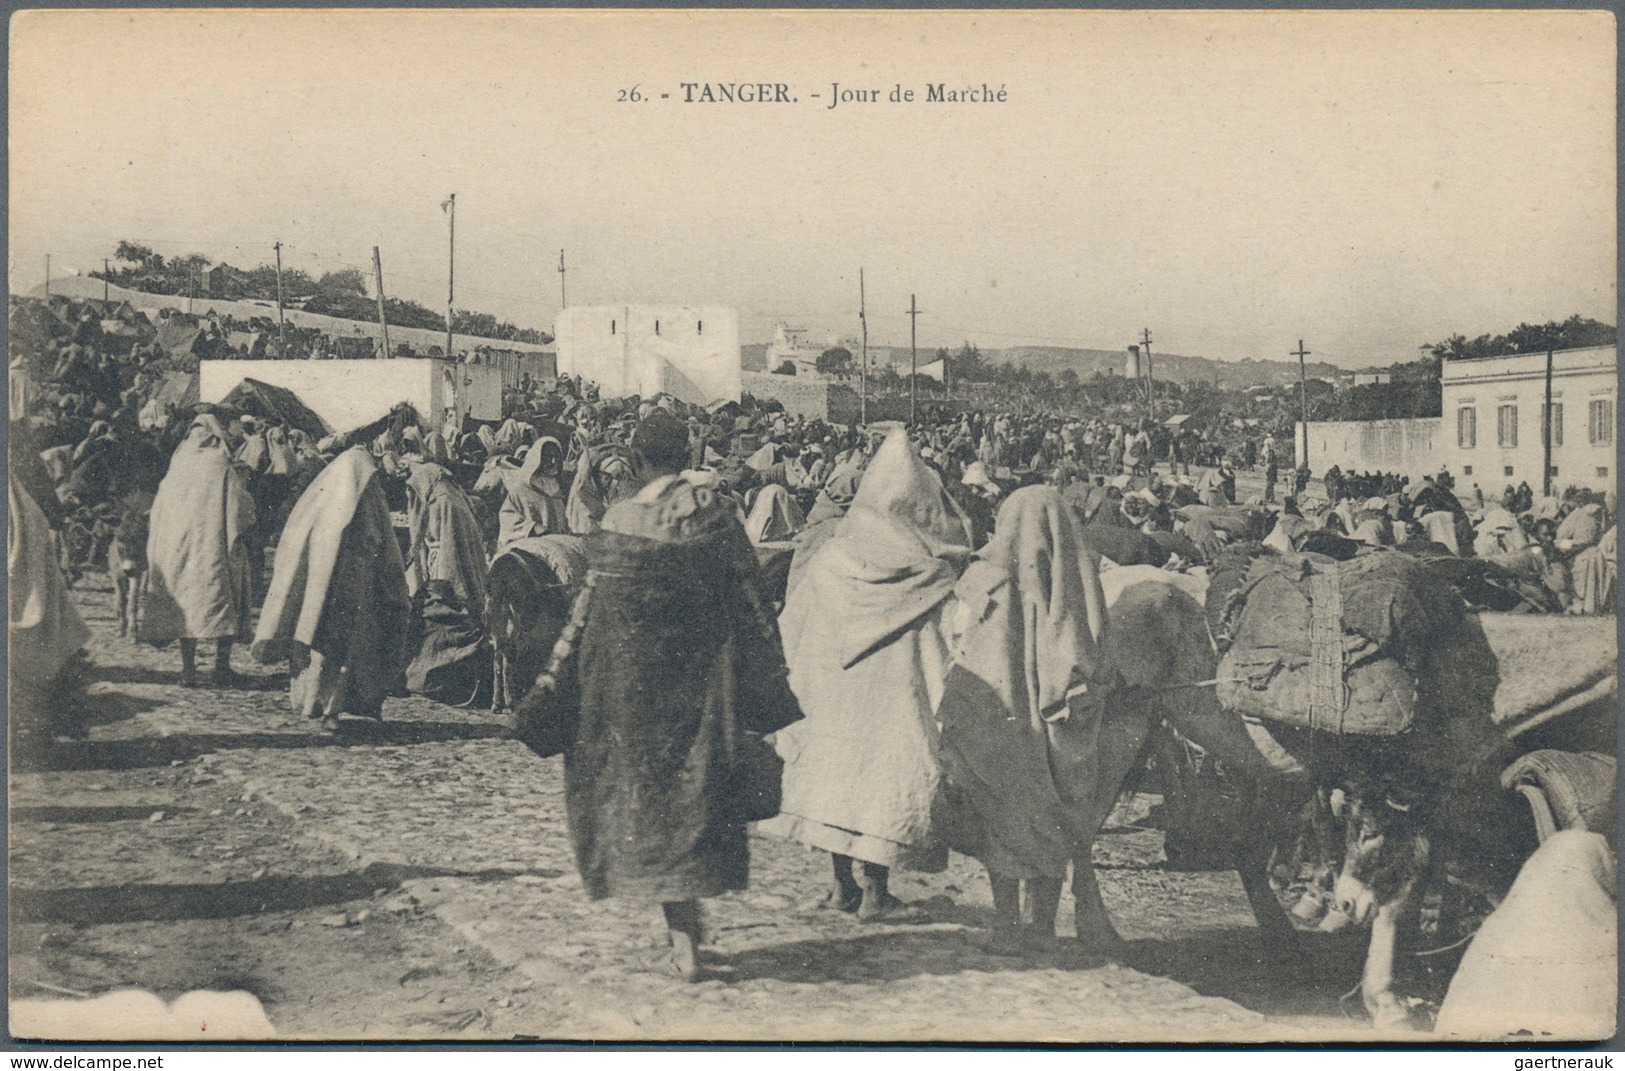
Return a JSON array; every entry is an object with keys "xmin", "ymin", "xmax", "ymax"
[{"xmin": 1329, "ymin": 776, "xmax": 1432, "ymax": 926}]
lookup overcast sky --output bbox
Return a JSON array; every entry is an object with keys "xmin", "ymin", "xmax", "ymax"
[{"xmin": 9, "ymin": 9, "xmax": 1616, "ymax": 367}]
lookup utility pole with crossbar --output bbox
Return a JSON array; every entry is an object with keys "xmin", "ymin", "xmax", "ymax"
[
  {"xmin": 1293, "ymin": 339, "xmax": 1312, "ymax": 471},
  {"xmin": 373, "ymin": 246, "xmax": 392, "ymax": 358},
  {"xmin": 273, "ymin": 242, "xmax": 287, "ymax": 355},
  {"xmin": 907, "ymin": 294, "xmax": 921, "ymax": 425},
  {"xmin": 1141, "ymin": 327, "xmax": 1155, "ymax": 420},
  {"xmin": 859, "ymin": 269, "xmax": 868, "ymax": 426}
]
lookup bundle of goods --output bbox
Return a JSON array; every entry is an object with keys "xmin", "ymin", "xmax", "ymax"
[
  {"xmin": 1207, "ymin": 546, "xmax": 1465, "ymax": 737},
  {"xmin": 1174, "ymin": 504, "xmax": 1272, "ymax": 544},
  {"xmin": 1445, "ymin": 613, "xmax": 1617, "ymax": 736}
]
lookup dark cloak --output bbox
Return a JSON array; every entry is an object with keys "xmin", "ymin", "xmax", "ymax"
[{"xmin": 558, "ymin": 476, "xmax": 802, "ymax": 903}]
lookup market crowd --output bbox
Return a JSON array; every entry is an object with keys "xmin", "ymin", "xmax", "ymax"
[{"xmin": 10, "ymin": 299, "xmax": 1617, "ymax": 986}]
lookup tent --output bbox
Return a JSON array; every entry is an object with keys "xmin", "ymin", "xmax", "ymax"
[
  {"xmin": 218, "ymin": 378, "xmax": 331, "ymax": 438},
  {"xmin": 155, "ymin": 319, "xmax": 205, "ymax": 359}
]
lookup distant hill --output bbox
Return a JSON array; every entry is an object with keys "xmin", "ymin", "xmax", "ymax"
[
  {"xmin": 989, "ymin": 346, "xmax": 1342, "ymax": 388},
  {"xmin": 744, "ymin": 339, "xmax": 1342, "ymax": 388}
]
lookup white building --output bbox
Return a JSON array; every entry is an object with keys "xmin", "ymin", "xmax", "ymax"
[
  {"xmin": 1440, "ymin": 345, "xmax": 1616, "ymax": 494},
  {"xmin": 200, "ymin": 357, "xmax": 504, "ymax": 433},
  {"xmin": 765, "ymin": 323, "xmax": 863, "ymax": 378},
  {"xmin": 554, "ymin": 305, "xmax": 740, "ymax": 405}
]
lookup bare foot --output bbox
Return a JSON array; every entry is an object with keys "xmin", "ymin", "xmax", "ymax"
[
  {"xmin": 857, "ymin": 892, "xmax": 929, "ymax": 924},
  {"xmin": 805, "ymin": 888, "xmax": 861, "ymax": 914}
]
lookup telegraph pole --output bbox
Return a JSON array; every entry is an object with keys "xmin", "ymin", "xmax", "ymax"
[
  {"xmin": 1293, "ymin": 339, "xmax": 1312, "ymax": 471},
  {"xmin": 445, "ymin": 193, "xmax": 456, "ymax": 359},
  {"xmin": 273, "ymin": 242, "xmax": 287, "ymax": 355},
  {"xmin": 373, "ymin": 246, "xmax": 392, "ymax": 358},
  {"xmin": 907, "ymin": 294, "xmax": 921, "ymax": 425},
  {"xmin": 558, "ymin": 249, "xmax": 567, "ymax": 310},
  {"xmin": 1141, "ymin": 327, "xmax": 1155, "ymax": 420},
  {"xmin": 44, "ymin": 254, "xmax": 50, "ymax": 298},
  {"xmin": 1543, "ymin": 347, "xmax": 1555, "ymax": 496},
  {"xmin": 858, "ymin": 269, "xmax": 868, "ymax": 425},
  {"xmin": 103, "ymin": 260, "xmax": 111, "ymax": 303}
]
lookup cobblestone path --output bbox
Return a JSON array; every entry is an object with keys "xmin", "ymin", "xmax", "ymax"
[{"xmin": 10, "ymin": 580, "xmax": 1371, "ymax": 1042}]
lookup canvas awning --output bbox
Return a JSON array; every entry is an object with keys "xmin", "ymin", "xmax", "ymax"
[
  {"xmin": 1163, "ymin": 414, "xmax": 1192, "ymax": 427},
  {"xmin": 218, "ymin": 378, "xmax": 331, "ymax": 438}
]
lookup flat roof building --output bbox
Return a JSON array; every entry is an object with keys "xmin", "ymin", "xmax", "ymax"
[{"xmin": 1440, "ymin": 345, "xmax": 1616, "ymax": 494}]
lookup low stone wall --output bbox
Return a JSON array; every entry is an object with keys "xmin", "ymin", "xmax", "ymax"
[
  {"xmin": 1297, "ymin": 418, "xmax": 1443, "ymax": 480},
  {"xmin": 742, "ymin": 372, "xmax": 861, "ymax": 423}
]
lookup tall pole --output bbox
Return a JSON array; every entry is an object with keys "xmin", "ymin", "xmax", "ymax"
[
  {"xmin": 445, "ymin": 193, "xmax": 456, "ymax": 359},
  {"xmin": 189, "ymin": 266, "xmax": 196, "ymax": 314},
  {"xmin": 103, "ymin": 259, "xmax": 110, "ymax": 303},
  {"xmin": 44, "ymin": 254, "xmax": 49, "ymax": 298},
  {"xmin": 1293, "ymin": 339, "xmax": 1312, "ymax": 471},
  {"xmin": 373, "ymin": 246, "xmax": 392, "ymax": 359},
  {"xmin": 273, "ymin": 242, "xmax": 287, "ymax": 355},
  {"xmin": 907, "ymin": 294, "xmax": 921, "ymax": 425},
  {"xmin": 1141, "ymin": 327, "xmax": 1155, "ymax": 420},
  {"xmin": 858, "ymin": 268, "xmax": 868, "ymax": 426},
  {"xmin": 558, "ymin": 249, "xmax": 566, "ymax": 310},
  {"xmin": 1543, "ymin": 347, "xmax": 1555, "ymax": 496}
]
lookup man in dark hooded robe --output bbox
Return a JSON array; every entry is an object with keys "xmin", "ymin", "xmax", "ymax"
[{"xmin": 515, "ymin": 411, "xmax": 801, "ymax": 981}]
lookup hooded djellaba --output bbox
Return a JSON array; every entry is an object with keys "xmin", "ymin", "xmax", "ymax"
[
  {"xmin": 10, "ymin": 474, "xmax": 93, "ymax": 743},
  {"xmin": 499, "ymin": 436, "xmax": 570, "ymax": 552},
  {"xmin": 763, "ymin": 428, "xmax": 973, "ymax": 920},
  {"xmin": 564, "ymin": 442, "xmax": 636, "ymax": 535},
  {"xmin": 512, "ymin": 410, "xmax": 802, "ymax": 982},
  {"xmin": 138, "ymin": 414, "xmax": 257, "ymax": 688},
  {"xmin": 251, "ymin": 408, "xmax": 415, "ymax": 733},
  {"xmin": 398, "ymin": 436, "xmax": 493, "ymax": 706},
  {"xmin": 936, "ymin": 486, "xmax": 1113, "ymax": 952}
]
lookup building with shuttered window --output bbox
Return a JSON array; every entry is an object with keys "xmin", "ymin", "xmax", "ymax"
[{"xmin": 1441, "ymin": 345, "xmax": 1616, "ymax": 493}]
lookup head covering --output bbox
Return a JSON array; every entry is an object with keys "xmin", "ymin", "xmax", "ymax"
[
  {"xmin": 187, "ymin": 413, "xmax": 231, "ymax": 450},
  {"xmin": 960, "ymin": 487, "xmax": 1107, "ymax": 713},
  {"xmin": 517, "ymin": 436, "xmax": 564, "ymax": 488},
  {"xmin": 784, "ymin": 431, "xmax": 970, "ymax": 671},
  {"xmin": 805, "ymin": 458, "xmax": 864, "ymax": 525},
  {"xmin": 421, "ymin": 430, "xmax": 451, "ymax": 465},
  {"xmin": 839, "ymin": 430, "xmax": 973, "ymax": 567},
  {"xmin": 1363, "ymin": 497, "xmax": 1389, "ymax": 514},
  {"xmin": 681, "ymin": 467, "xmax": 723, "ymax": 490},
  {"xmin": 745, "ymin": 483, "xmax": 807, "ymax": 544},
  {"xmin": 1419, "ymin": 510, "xmax": 1460, "ymax": 555},
  {"xmin": 961, "ymin": 461, "xmax": 999, "ymax": 494},
  {"xmin": 746, "ymin": 441, "xmax": 779, "ymax": 471},
  {"xmin": 936, "ymin": 487, "xmax": 1110, "ymax": 877}
]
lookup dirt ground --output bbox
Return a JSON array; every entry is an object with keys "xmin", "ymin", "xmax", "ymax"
[{"xmin": 10, "ymin": 572, "xmax": 1428, "ymax": 1044}]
